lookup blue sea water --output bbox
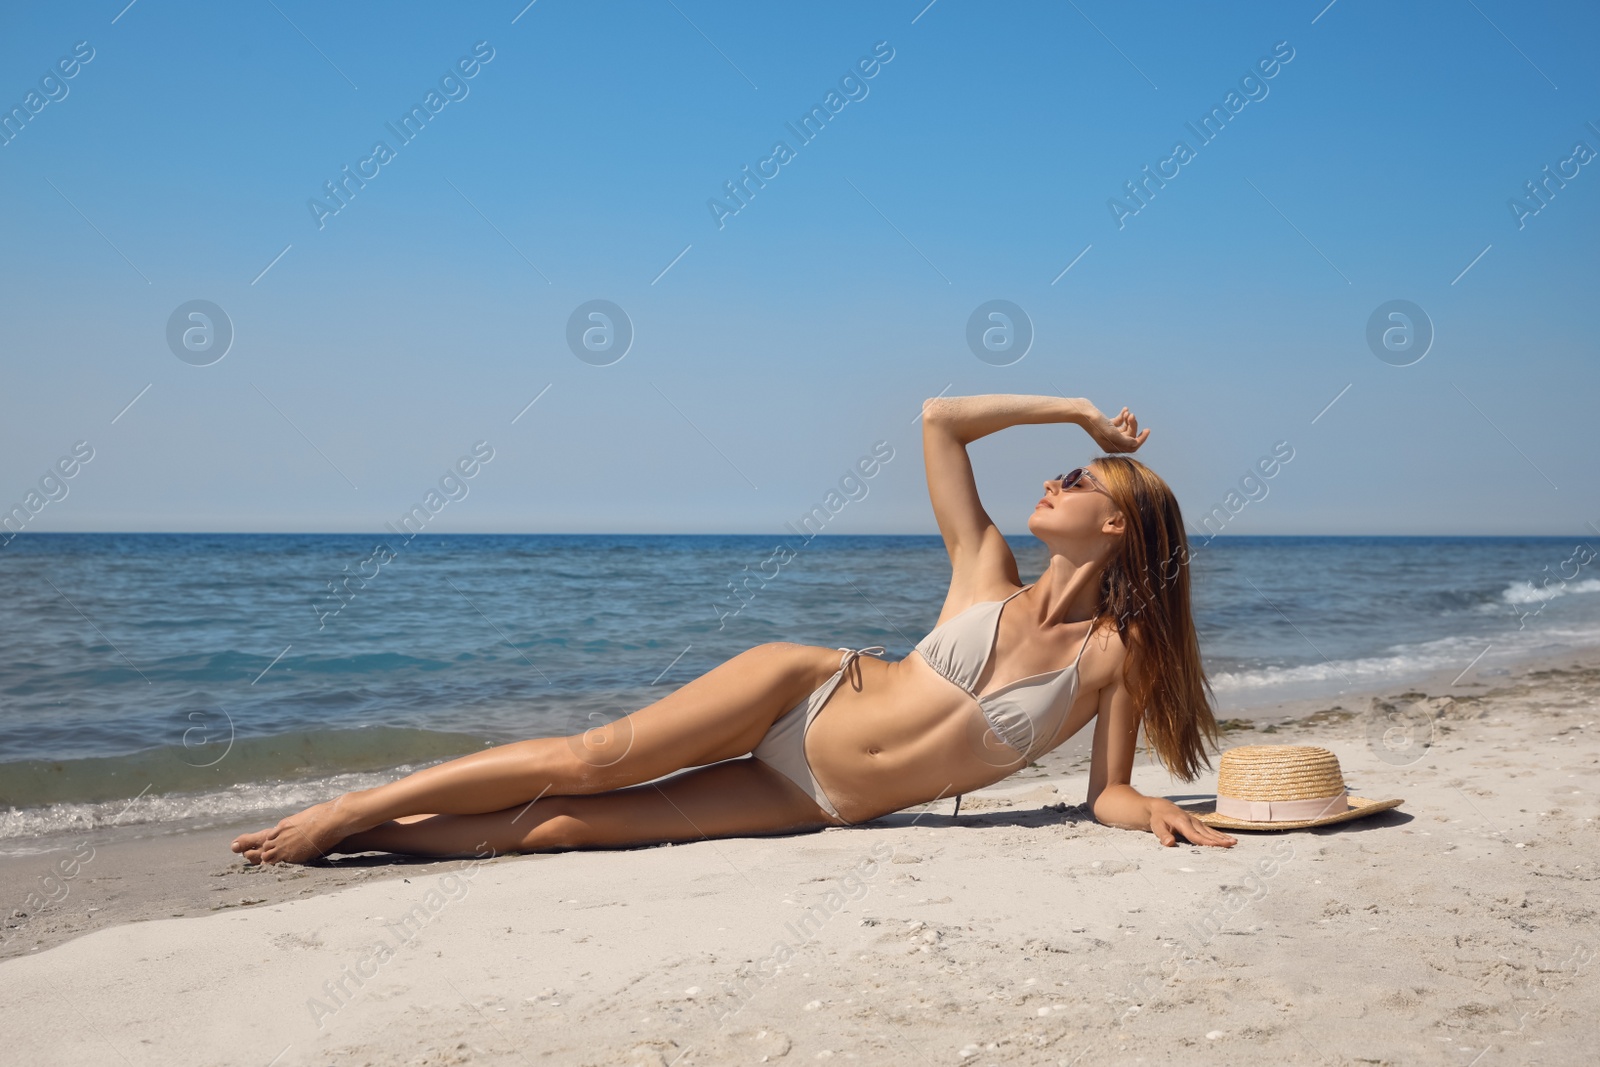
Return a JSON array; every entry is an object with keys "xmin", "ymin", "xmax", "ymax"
[{"xmin": 2, "ymin": 532, "xmax": 1598, "ymax": 845}]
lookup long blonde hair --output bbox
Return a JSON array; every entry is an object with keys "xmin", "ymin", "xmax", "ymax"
[{"xmin": 1087, "ymin": 454, "xmax": 1219, "ymax": 782}]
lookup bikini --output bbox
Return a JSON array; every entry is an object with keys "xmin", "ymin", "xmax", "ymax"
[{"xmin": 751, "ymin": 583, "xmax": 1096, "ymax": 823}]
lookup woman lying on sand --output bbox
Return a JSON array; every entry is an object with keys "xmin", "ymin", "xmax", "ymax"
[{"xmin": 232, "ymin": 394, "xmax": 1236, "ymax": 865}]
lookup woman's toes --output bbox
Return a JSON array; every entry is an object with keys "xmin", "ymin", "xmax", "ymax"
[{"xmin": 231, "ymin": 829, "xmax": 269, "ymax": 854}]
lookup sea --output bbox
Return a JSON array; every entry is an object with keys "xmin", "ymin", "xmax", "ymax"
[{"xmin": 3, "ymin": 532, "xmax": 1598, "ymax": 851}]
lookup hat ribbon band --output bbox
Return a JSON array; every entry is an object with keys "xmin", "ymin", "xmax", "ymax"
[{"xmin": 1215, "ymin": 791, "xmax": 1348, "ymax": 822}]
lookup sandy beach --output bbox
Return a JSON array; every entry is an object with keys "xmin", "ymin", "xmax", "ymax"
[
  {"xmin": 3, "ymin": 0, "xmax": 1592, "ymax": 1061},
  {"xmin": 2, "ymin": 644, "xmax": 1596, "ymax": 1066}
]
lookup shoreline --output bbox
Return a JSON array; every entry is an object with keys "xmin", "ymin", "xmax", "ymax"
[
  {"xmin": 5, "ymin": 638, "xmax": 1599, "ymax": 967},
  {"xmin": 2, "ymin": 624, "xmax": 1584, "ymax": 834}
]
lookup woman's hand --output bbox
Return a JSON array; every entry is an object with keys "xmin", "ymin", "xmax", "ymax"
[
  {"xmin": 1149, "ymin": 801, "xmax": 1237, "ymax": 847},
  {"xmin": 1078, "ymin": 401, "xmax": 1150, "ymax": 453}
]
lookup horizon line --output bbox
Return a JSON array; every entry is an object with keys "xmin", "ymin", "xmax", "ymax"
[{"xmin": 4, "ymin": 530, "xmax": 1592, "ymax": 540}]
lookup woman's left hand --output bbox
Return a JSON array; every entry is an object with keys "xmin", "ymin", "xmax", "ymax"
[
  {"xmin": 1078, "ymin": 402, "xmax": 1150, "ymax": 453},
  {"xmin": 1149, "ymin": 803, "xmax": 1237, "ymax": 847}
]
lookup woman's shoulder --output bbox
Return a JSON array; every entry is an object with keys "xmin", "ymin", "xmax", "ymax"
[{"xmin": 1083, "ymin": 615, "xmax": 1135, "ymax": 677}]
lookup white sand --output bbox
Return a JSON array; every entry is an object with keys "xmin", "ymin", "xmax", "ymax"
[{"xmin": 2, "ymin": 657, "xmax": 1597, "ymax": 1066}]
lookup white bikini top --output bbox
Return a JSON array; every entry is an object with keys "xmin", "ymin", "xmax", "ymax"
[{"xmin": 913, "ymin": 583, "xmax": 1096, "ymax": 763}]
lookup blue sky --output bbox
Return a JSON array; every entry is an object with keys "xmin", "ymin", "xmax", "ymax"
[{"xmin": 1, "ymin": 0, "xmax": 1596, "ymax": 538}]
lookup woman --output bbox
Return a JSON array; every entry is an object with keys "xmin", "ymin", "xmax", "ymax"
[{"xmin": 231, "ymin": 394, "xmax": 1236, "ymax": 865}]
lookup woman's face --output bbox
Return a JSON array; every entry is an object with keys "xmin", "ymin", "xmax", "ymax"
[{"xmin": 1027, "ymin": 465, "xmax": 1122, "ymax": 544}]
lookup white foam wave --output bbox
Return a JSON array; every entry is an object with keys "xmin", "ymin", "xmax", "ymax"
[
  {"xmin": 1498, "ymin": 577, "xmax": 1600, "ymax": 606},
  {"xmin": 1208, "ymin": 624, "xmax": 1600, "ymax": 694},
  {"xmin": 0, "ymin": 765, "xmax": 436, "ymax": 846}
]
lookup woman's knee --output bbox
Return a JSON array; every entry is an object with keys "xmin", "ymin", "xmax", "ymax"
[
  {"xmin": 510, "ymin": 796, "xmax": 586, "ymax": 851},
  {"xmin": 518, "ymin": 795, "xmax": 665, "ymax": 852}
]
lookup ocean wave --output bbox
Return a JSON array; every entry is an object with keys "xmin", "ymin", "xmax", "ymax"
[
  {"xmin": 0, "ymin": 767, "xmax": 426, "ymax": 847},
  {"xmin": 1208, "ymin": 624, "xmax": 1600, "ymax": 693},
  {"xmin": 1495, "ymin": 578, "xmax": 1600, "ymax": 607}
]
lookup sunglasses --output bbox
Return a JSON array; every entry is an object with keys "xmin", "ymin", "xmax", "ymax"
[{"xmin": 1052, "ymin": 467, "xmax": 1102, "ymax": 492}]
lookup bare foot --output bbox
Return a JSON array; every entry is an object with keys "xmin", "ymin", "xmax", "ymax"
[{"xmin": 231, "ymin": 797, "xmax": 360, "ymax": 866}]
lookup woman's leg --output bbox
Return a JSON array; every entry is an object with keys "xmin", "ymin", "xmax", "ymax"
[
  {"xmin": 330, "ymin": 757, "xmax": 834, "ymax": 859},
  {"xmin": 231, "ymin": 642, "xmax": 839, "ymax": 864}
]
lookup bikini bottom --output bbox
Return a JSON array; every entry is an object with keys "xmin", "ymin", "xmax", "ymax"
[{"xmin": 750, "ymin": 644, "xmax": 886, "ymax": 824}]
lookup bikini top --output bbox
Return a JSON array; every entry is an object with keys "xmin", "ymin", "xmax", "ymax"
[{"xmin": 912, "ymin": 583, "xmax": 1097, "ymax": 763}]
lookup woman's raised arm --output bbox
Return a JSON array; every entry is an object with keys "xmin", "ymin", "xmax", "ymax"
[{"xmin": 920, "ymin": 394, "xmax": 1149, "ymax": 597}]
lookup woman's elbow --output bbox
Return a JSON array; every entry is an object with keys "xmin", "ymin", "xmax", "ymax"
[
  {"xmin": 1087, "ymin": 783, "xmax": 1146, "ymax": 830},
  {"xmin": 922, "ymin": 397, "xmax": 951, "ymax": 423},
  {"xmin": 1086, "ymin": 781, "xmax": 1122, "ymax": 810}
]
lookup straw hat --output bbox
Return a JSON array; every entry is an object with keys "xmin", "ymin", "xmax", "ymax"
[{"xmin": 1195, "ymin": 744, "xmax": 1403, "ymax": 830}]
